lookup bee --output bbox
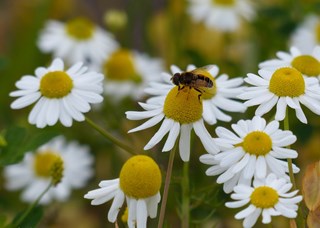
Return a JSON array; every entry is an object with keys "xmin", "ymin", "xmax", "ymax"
[{"xmin": 171, "ymin": 65, "xmax": 214, "ymax": 100}]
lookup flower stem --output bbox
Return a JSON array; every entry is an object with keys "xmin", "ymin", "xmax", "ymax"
[
  {"xmin": 283, "ymin": 110, "xmax": 296, "ymax": 189},
  {"xmin": 158, "ymin": 143, "xmax": 177, "ymax": 228},
  {"xmin": 85, "ymin": 117, "xmax": 136, "ymax": 155},
  {"xmin": 13, "ymin": 181, "xmax": 53, "ymax": 227},
  {"xmin": 181, "ymin": 161, "xmax": 190, "ymax": 228}
]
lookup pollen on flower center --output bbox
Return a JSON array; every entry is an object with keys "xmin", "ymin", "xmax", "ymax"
[
  {"xmin": 291, "ymin": 55, "xmax": 320, "ymax": 76},
  {"xmin": 241, "ymin": 131, "xmax": 272, "ymax": 156},
  {"xmin": 65, "ymin": 18, "xmax": 95, "ymax": 40},
  {"xmin": 213, "ymin": 0, "xmax": 235, "ymax": 6},
  {"xmin": 119, "ymin": 155, "xmax": 161, "ymax": 199},
  {"xmin": 163, "ymin": 86, "xmax": 203, "ymax": 124},
  {"xmin": 250, "ymin": 186, "xmax": 279, "ymax": 208},
  {"xmin": 33, "ymin": 151, "xmax": 62, "ymax": 178},
  {"xmin": 103, "ymin": 49, "xmax": 142, "ymax": 83},
  {"xmin": 269, "ymin": 67, "xmax": 305, "ymax": 97},
  {"xmin": 40, "ymin": 71, "xmax": 73, "ymax": 98}
]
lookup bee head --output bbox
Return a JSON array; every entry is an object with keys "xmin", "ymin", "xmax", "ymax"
[{"xmin": 171, "ymin": 73, "xmax": 181, "ymax": 86}]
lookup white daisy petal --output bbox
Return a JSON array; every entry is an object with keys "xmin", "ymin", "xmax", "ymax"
[
  {"xmin": 108, "ymin": 190, "xmax": 125, "ymax": 222},
  {"xmin": 179, "ymin": 124, "xmax": 192, "ymax": 161},
  {"xmin": 136, "ymin": 199, "xmax": 148, "ymax": 228}
]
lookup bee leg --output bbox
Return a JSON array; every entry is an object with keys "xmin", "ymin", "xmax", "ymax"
[
  {"xmin": 176, "ymin": 85, "xmax": 184, "ymax": 97},
  {"xmin": 194, "ymin": 88, "xmax": 202, "ymax": 103}
]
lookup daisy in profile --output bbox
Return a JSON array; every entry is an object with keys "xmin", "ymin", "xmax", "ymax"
[
  {"xmin": 145, "ymin": 64, "xmax": 246, "ymax": 125},
  {"xmin": 290, "ymin": 14, "xmax": 320, "ymax": 54},
  {"xmin": 259, "ymin": 46, "xmax": 320, "ymax": 78},
  {"xmin": 4, "ymin": 136, "xmax": 94, "ymax": 204},
  {"xmin": 200, "ymin": 116, "xmax": 299, "ymax": 193},
  {"xmin": 226, "ymin": 173, "xmax": 302, "ymax": 228},
  {"xmin": 187, "ymin": 0, "xmax": 255, "ymax": 31},
  {"xmin": 238, "ymin": 66, "xmax": 320, "ymax": 123},
  {"xmin": 10, "ymin": 58, "xmax": 104, "ymax": 128},
  {"xmin": 99, "ymin": 48, "xmax": 163, "ymax": 100},
  {"xmin": 126, "ymin": 66, "xmax": 221, "ymax": 162},
  {"xmin": 85, "ymin": 155, "xmax": 161, "ymax": 228},
  {"xmin": 38, "ymin": 17, "xmax": 119, "ymax": 65}
]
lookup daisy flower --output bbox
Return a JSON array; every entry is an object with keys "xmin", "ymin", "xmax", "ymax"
[
  {"xmin": 226, "ymin": 173, "xmax": 302, "ymax": 228},
  {"xmin": 238, "ymin": 65, "xmax": 320, "ymax": 124},
  {"xmin": 145, "ymin": 64, "xmax": 246, "ymax": 125},
  {"xmin": 290, "ymin": 14, "xmax": 320, "ymax": 54},
  {"xmin": 38, "ymin": 18, "xmax": 119, "ymax": 65},
  {"xmin": 200, "ymin": 116, "xmax": 299, "ymax": 193},
  {"xmin": 126, "ymin": 66, "xmax": 221, "ymax": 162},
  {"xmin": 84, "ymin": 155, "xmax": 161, "ymax": 228},
  {"xmin": 4, "ymin": 136, "xmax": 94, "ymax": 204},
  {"xmin": 259, "ymin": 46, "xmax": 320, "ymax": 78},
  {"xmin": 187, "ymin": 0, "xmax": 255, "ymax": 31},
  {"xmin": 99, "ymin": 48, "xmax": 164, "ymax": 100},
  {"xmin": 10, "ymin": 58, "xmax": 104, "ymax": 128}
]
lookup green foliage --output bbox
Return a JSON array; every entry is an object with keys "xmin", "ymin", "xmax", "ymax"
[
  {"xmin": 10, "ymin": 206, "xmax": 43, "ymax": 228},
  {"xmin": 0, "ymin": 126, "xmax": 58, "ymax": 166}
]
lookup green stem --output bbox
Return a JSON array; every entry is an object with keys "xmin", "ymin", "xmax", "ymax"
[
  {"xmin": 181, "ymin": 162, "xmax": 190, "ymax": 228},
  {"xmin": 283, "ymin": 110, "xmax": 296, "ymax": 189},
  {"xmin": 13, "ymin": 181, "xmax": 53, "ymax": 227},
  {"xmin": 85, "ymin": 117, "xmax": 136, "ymax": 155},
  {"xmin": 283, "ymin": 109, "xmax": 305, "ymax": 228},
  {"xmin": 157, "ymin": 144, "xmax": 177, "ymax": 228}
]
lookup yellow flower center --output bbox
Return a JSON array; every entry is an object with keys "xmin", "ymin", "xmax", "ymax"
[
  {"xmin": 240, "ymin": 131, "xmax": 272, "ymax": 156},
  {"xmin": 33, "ymin": 151, "xmax": 63, "ymax": 178},
  {"xmin": 213, "ymin": 0, "xmax": 235, "ymax": 6},
  {"xmin": 269, "ymin": 67, "xmax": 305, "ymax": 97},
  {"xmin": 119, "ymin": 155, "xmax": 161, "ymax": 199},
  {"xmin": 315, "ymin": 22, "xmax": 320, "ymax": 43},
  {"xmin": 40, "ymin": 71, "xmax": 73, "ymax": 98},
  {"xmin": 103, "ymin": 49, "xmax": 142, "ymax": 83},
  {"xmin": 291, "ymin": 55, "xmax": 320, "ymax": 76},
  {"xmin": 250, "ymin": 186, "xmax": 279, "ymax": 208},
  {"xmin": 163, "ymin": 86, "xmax": 203, "ymax": 124},
  {"xmin": 65, "ymin": 17, "xmax": 95, "ymax": 40}
]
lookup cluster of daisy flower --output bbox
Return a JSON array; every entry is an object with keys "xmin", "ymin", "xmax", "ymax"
[{"xmin": 6, "ymin": 6, "xmax": 320, "ymax": 228}]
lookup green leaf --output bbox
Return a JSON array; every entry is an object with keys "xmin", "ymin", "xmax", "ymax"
[
  {"xmin": 0, "ymin": 126, "xmax": 59, "ymax": 166},
  {"xmin": 0, "ymin": 126, "xmax": 28, "ymax": 166}
]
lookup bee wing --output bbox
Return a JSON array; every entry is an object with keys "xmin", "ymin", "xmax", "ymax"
[{"xmin": 190, "ymin": 65, "xmax": 216, "ymax": 74}]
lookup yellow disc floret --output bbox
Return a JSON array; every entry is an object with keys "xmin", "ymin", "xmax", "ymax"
[
  {"xmin": 119, "ymin": 155, "xmax": 161, "ymax": 199},
  {"xmin": 103, "ymin": 49, "xmax": 142, "ymax": 83},
  {"xmin": 241, "ymin": 131, "xmax": 272, "ymax": 156},
  {"xmin": 250, "ymin": 186, "xmax": 279, "ymax": 208},
  {"xmin": 65, "ymin": 17, "xmax": 95, "ymax": 40},
  {"xmin": 50, "ymin": 156, "xmax": 64, "ymax": 186},
  {"xmin": 269, "ymin": 67, "xmax": 305, "ymax": 97},
  {"xmin": 34, "ymin": 151, "xmax": 62, "ymax": 178},
  {"xmin": 291, "ymin": 55, "xmax": 320, "ymax": 77},
  {"xmin": 40, "ymin": 71, "xmax": 73, "ymax": 98},
  {"xmin": 213, "ymin": 0, "xmax": 235, "ymax": 6},
  {"xmin": 163, "ymin": 87, "xmax": 203, "ymax": 124}
]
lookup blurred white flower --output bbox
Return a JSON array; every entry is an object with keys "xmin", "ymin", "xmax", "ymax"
[
  {"xmin": 4, "ymin": 136, "xmax": 94, "ymax": 204},
  {"xmin": 38, "ymin": 18, "xmax": 119, "ymax": 65},
  {"xmin": 226, "ymin": 173, "xmax": 302, "ymax": 228},
  {"xmin": 99, "ymin": 49, "xmax": 164, "ymax": 101},
  {"xmin": 200, "ymin": 116, "xmax": 299, "ymax": 193},
  {"xmin": 85, "ymin": 155, "xmax": 161, "ymax": 228},
  {"xmin": 290, "ymin": 14, "xmax": 320, "ymax": 54},
  {"xmin": 187, "ymin": 0, "xmax": 255, "ymax": 31},
  {"xmin": 10, "ymin": 58, "xmax": 104, "ymax": 128}
]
